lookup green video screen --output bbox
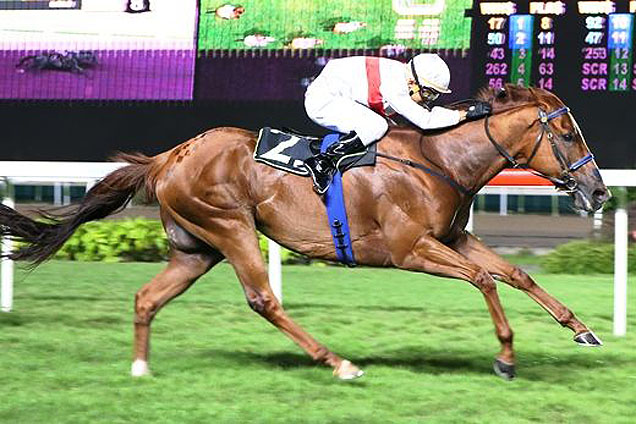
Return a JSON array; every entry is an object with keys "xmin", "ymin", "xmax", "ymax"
[{"xmin": 198, "ymin": 0, "xmax": 473, "ymax": 51}]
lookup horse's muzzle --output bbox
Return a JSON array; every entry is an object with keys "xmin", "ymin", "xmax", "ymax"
[{"xmin": 572, "ymin": 184, "xmax": 611, "ymax": 213}]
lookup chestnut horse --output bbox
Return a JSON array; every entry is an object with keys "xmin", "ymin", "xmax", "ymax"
[{"xmin": 0, "ymin": 85, "xmax": 610, "ymax": 380}]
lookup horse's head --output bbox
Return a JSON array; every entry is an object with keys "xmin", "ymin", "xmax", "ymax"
[{"xmin": 480, "ymin": 85, "xmax": 610, "ymax": 212}]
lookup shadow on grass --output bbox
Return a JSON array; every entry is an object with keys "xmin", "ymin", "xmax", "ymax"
[
  {"xmin": 203, "ymin": 349, "xmax": 316, "ymax": 368},
  {"xmin": 199, "ymin": 348, "xmax": 496, "ymax": 378},
  {"xmin": 196, "ymin": 346, "xmax": 623, "ymax": 383},
  {"xmin": 285, "ymin": 302, "xmax": 427, "ymax": 313},
  {"xmin": 0, "ymin": 313, "xmax": 29, "ymax": 327}
]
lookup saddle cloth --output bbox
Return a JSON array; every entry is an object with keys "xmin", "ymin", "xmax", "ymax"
[{"xmin": 254, "ymin": 127, "xmax": 376, "ymax": 176}]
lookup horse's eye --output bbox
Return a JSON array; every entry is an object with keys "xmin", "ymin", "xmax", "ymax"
[{"xmin": 562, "ymin": 132, "xmax": 574, "ymax": 142}]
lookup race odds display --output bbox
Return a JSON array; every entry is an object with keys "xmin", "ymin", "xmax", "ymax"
[
  {"xmin": 470, "ymin": 0, "xmax": 636, "ymax": 167},
  {"xmin": 471, "ymin": 0, "xmax": 636, "ymax": 93}
]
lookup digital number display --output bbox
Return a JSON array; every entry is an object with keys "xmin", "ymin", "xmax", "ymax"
[
  {"xmin": 472, "ymin": 1, "xmax": 636, "ymax": 93},
  {"xmin": 471, "ymin": 1, "xmax": 636, "ymax": 167},
  {"xmin": 472, "ymin": 2, "xmax": 564, "ymax": 92},
  {"xmin": 578, "ymin": 12, "xmax": 635, "ymax": 92}
]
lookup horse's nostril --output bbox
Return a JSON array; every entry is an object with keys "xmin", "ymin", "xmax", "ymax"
[{"xmin": 593, "ymin": 189, "xmax": 609, "ymax": 203}]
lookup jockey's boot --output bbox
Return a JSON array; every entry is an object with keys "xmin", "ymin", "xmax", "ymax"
[{"xmin": 304, "ymin": 132, "xmax": 366, "ymax": 195}]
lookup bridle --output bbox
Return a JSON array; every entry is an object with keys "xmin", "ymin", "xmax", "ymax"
[{"xmin": 484, "ymin": 105, "xmax": 595, "ymax": 193}]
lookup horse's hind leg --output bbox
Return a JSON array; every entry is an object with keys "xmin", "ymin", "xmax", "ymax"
[
  {"xmin": 450, "ymin": 232, "xmax": 602, "ymax": 346},
  {"xmin": 132, "ymin": 215, "xmax": 223, "ymax": 377},
  {"xmin": 213, "ymin": 227, "xmax": 363, "ymax": 380},
  {"xmin": 132, "ymin": 249, "xmax": 222, "ymax": 376}
]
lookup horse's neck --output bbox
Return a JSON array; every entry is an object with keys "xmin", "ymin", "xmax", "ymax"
[{"xmin": 408, "ymin": 108, "xmax": 535, "ymax": 194}]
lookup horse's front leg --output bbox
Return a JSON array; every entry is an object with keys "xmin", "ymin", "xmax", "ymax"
[
  {"xmin": 391, "ymin": 234, "xmax": 517, "ymax": 380},
  {"xmin": 449, "ymin": 231, "xmax": 602, "ymax": 346}
]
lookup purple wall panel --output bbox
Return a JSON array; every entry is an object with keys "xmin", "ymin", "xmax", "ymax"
[
  {"xmin": 196, "ymin": 56, "xmax": 321, "ymax": 102},
  {"xmin": 195, "ymin": 52, "xmax": 472, "ymax": 102},
  {"xmin": 0, "ymin": 50, "xmax": 195, "ymax": 100}
]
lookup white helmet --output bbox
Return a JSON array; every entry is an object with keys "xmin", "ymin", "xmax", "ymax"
[{"xmin": 408, "ymin": 53, "xmax": 452, "ymax": 94}]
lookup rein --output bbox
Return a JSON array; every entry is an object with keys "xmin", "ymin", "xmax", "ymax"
[
  {"xmin": 485, "ymin": 105, "xmax": 595, "ymax": 192},
  {"xmin": 376, "ymin": 152, "xmax": 472, "ymax": 196}
]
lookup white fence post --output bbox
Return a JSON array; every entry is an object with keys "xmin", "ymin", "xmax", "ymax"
[
  {"xmin": 53, "ymin": 183, "xmax": 63, "ymax": 206},
  {"xmin": 63, "ymin": 183, "xmax": 71, "ymax": 205},
  {"xmin": 268, "ymin": 238, "xmax": 282, "ymax": 304},
  {"xmin": 1, "ymin": 180, "xmax": 15, "ymax": 313},
  {"xmin": 593, "ymin": 210, "xmax": 603, "ymax": 233},
  {"xmin": 466, "ymin": 200, "xmax": 474, "ymax": 233},
  {"xmin": 499, "ymin": 189, "xmax": 508, "ymax": 216},
  {"xmin": 613, "ymin": 188, "xmax": 628, "ymax": 336}
]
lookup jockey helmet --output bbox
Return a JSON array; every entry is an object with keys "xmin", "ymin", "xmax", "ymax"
[{"xmin": 408, "ymin": 53, "xmax": 452, "ymax": 95}]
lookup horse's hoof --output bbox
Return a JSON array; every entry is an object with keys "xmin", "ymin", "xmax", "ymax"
[
  {"xmin": 131, "ymin": 359, "xmax": 151, "ymax": 377},
  {"xmin": 334, "ymin": 360, "xmax": 364, "ymax": 381},
  {"xmin": 493, "ymin": 358, "xmax": 515, "ymax": 381},
  {"xmin": 574, "ymin": 331, "xmax": 603, "ymax": 347}
]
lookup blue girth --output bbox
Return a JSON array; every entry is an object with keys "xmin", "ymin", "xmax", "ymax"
[{"xmin": 321, "ymin": 134, "xmax": 356, "ymax": 266}]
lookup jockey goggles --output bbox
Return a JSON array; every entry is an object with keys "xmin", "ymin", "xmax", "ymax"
[
  {"xmin": 409, "ymin": 60, "xmax": 440, "ymax": 103},
  {"xmin": 409, "ymin": 84, "xmax": 440, "ymax": 103}
]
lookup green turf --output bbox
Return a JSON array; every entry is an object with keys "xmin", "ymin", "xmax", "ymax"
[
  {"xmin": 198, "ymin": 0, "xmax": 473, "ymax": 51},
  {"xmin": 1, "ymin": 261, "xmax": 635, "ymax": 423}
]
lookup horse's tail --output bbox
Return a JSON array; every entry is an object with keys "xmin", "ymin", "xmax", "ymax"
[{"xmin": 0, "ymin": 152, "xmax": 163, "ymax": 266}]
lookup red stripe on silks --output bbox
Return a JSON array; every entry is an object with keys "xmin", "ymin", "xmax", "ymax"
[
  {"xmin": 488, "ymin": 169, "xmax": 553, "ymax": 186},
  {"xmin": 365, "ymin": 57, "xmax": 385, "ymax": 116}
]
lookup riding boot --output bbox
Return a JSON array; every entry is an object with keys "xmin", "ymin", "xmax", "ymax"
[
  {"xmin": 324, "ymin": 132, "xmax": 366, "ymax": 161},
  {"xmin": 304, "ymin": 133, "xmax": 366, "ymax": 195},
  {"xmin": 304, "ymin": 154, "xmax": 336, "ymax": 195}
]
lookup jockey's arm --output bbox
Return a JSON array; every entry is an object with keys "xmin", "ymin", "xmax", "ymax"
[{"xmin": 386, "ymin": 92, "xmax": 464, "ymax": 130}]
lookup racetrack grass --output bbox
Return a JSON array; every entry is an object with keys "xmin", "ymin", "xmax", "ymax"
[{"xmin": 1, "ymin": 261, "xmax": 635, "ymax": 423}]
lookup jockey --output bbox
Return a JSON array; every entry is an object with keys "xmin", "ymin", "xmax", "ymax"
[{"xmin": 303, "ymin": 53, "xmax": 492, "ymax": 194}]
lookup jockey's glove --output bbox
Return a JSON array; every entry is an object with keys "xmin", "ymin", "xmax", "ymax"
[{"xmin": 465, "ymin": 101, "xmax": 493, "ymax": 120}]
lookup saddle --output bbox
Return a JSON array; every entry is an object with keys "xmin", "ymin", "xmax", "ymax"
[{"xmin": 254, "ymin": 127, "xmax": 376, "ymax": 176}]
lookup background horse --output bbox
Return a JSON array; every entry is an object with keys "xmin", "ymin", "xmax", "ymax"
[
  {"xmin": 0, "ymin": 85, "xmax": 610, "ymax": 380},
  {"xmin": 16, "ymin": 51, "xmax": 98, "ymax": 74}
]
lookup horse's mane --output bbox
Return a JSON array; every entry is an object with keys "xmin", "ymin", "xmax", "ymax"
[{"xmin": 476, "ymin": 84, "xmax": 541, "ymax": 113}]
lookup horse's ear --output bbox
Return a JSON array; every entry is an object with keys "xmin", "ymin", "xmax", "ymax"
[{"xmin": 496, "ymin": 87, "xmax": 507, "ymax": 99}]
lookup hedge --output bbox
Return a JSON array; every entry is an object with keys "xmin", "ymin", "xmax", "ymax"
[
  {"xmin": 54, "ymin": 219, "xmax": 169, "ymax": 262},
  {"xmin": 52, "ymin": 218, "xmax": 310, "ymax": 263},
  {"xmin": 44, "ymin": 219, "xmax": 636, "ymax": 272},
  {"xmin": 541, "ymin": 240, "xmax": 636, "ymax": 274}
]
